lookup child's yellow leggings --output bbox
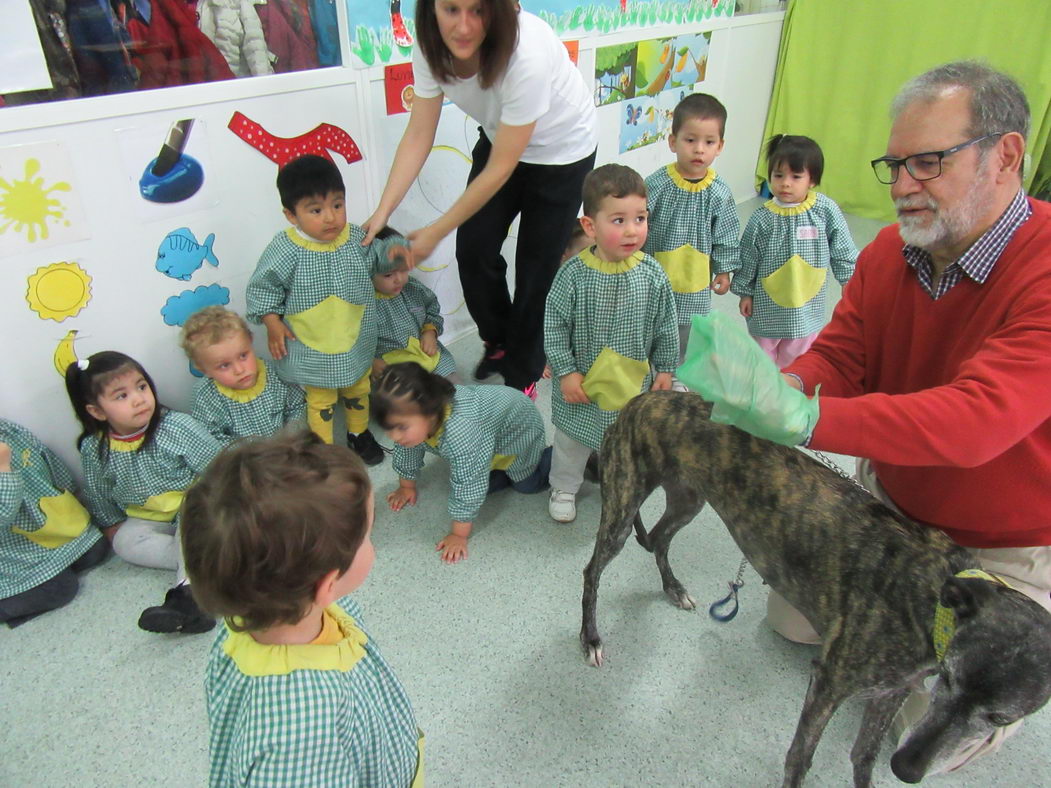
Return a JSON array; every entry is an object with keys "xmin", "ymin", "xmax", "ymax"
[{"xmin": 303, "ymin": 371, "xmax": 371, "ymax": 444}]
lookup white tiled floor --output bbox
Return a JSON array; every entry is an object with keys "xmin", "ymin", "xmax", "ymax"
[{"xmin": 4, "ymin": 203, "xmax": 1048, "ymax": 787}]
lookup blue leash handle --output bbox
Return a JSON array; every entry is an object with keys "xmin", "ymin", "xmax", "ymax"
[{"xmin": 708, "ymin": 580, "xmax": 744, "ymax": 622}]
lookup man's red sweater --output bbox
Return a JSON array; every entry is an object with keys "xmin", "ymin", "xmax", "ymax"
[{"xmin": 787, "ymin": 198, "xmax": 1051, "ymax": 548}]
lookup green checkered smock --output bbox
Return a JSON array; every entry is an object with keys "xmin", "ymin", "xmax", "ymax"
[
  {"xmin": 246, "ymin": 225, "xmax": 405, "ymax": 389},
  {"xmin": 545, "ymin": 248, "xmax": 678, "ymax": 450},
  {"xmin": 206, "ymin": 597, "xmax": 421, "ymax": 788},
  {"xmin": 730, "ymin": 192, "xmax": 858, "ymax": 339},
  {"xmin": 644, "ymin": 165, "xmax": 741, "ymax": 325},
  {"xmin": 392, "ymin": 385, "xmax": 546, "ymax": 522},
  {"xmin": 0, "ymin": 419, "xmax": 101, "ymax": 600},
  {"xmin": 375, "ymin": 277, "xmax": 457, "ymax": 377},
  {"xmin": 80, "ymin": 411, "xmax": 222, "ymax": 529},
  {"xmin": 191, "ymin": 360, "xmax": 306, "ymax": 444}
]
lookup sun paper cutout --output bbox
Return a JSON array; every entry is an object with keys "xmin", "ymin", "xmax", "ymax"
[{"xmin": 26, "ymin": 261, "xmax": 92, "ymax": 321}]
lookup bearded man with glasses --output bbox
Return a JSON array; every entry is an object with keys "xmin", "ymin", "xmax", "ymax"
[{"xmin": 751, "ymin": 60, "xmax": 1051, "ymax": 774}]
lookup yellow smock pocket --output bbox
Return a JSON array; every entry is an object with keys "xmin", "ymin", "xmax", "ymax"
[
  {"xmin": 382, "ymin": 336, "xmax": 440, "ymax": 373},
  {"xmin": 761, "ymin": 255, "xmax": 827, "ymax": 309},
  {"xmin": 490, "ymin": 454, "xmax": 515, "ymax": 471},
  {"xmin": 126, "ymin": 490, "xmax": 185, "ymax": 523},
  {"xmin": 582, "ymin": 347, "xmax": 649, "ymax": 412},
  {"xmin": 13, "ymin": 491, "xmax": 90, "ymax": 549},
  {"xmin": 287, "ymin": 296, "xmax": 365, "ymax": 355},
  {"xmin": 654, "ymin": 245, "xmax": 710, "ymax": 294}
]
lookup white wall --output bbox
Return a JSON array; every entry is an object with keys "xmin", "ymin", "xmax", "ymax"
[{"xmin": 0, "ymin": 11, "xmax": 783, "ymax": 472}]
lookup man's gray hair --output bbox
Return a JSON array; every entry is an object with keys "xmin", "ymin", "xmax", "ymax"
[{"xmin": 892, "ymin": 60, "xmax": 1030, "ymax": 146}]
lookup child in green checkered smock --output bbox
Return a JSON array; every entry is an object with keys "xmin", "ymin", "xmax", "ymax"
[
  {"xmin": 643, "ymin": 93, "xmax": 740, "ymax": 368},
  {"xmin": 372, "ymin": 363, "xmax": 551, "ymax": 564},
  {"xmin": 731, "ymin": 135, "xmax": 858, "ymax": 368},
  {"xmin": 0, "ymin": 419, "xmax": 109, "ymax": 628},
  {"xmin": 372, "ymin": 255, "xmax": 457, "ymax": 380},
  {"xmin": 66, "ymin": 351, "xmax": 220, "ymax": 634},
  {"xmin": 545, "ymin": 164, "xmax": 679, "ymax": 524},
  {"xmin": 181, "ymin": 306, "xmax": 306, "ymax": 444},
  {"xmin": 180, "ymin": 431, "xmax": 422, "ymax": 788},
  {"xmin": 245, "ymin": 155, "xmax": 412, "ymax": 467}
]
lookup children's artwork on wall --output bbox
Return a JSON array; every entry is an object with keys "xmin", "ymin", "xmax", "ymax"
[
  {"xmin": 116, "ymin": 120, "xmax": 217, "ymax": 221},
  {"xmin": 635, "ymin": 32, "xmax": 710, "ymax": 95},
  {"xmin": 345, "ymin": 0, "xmax": 732, "ymax": 67},
  {"xmin": 155, "ymin": 228, "xmax": 220, "ymax": 281},
  {"xmin": 563, "ymin": 40, "xmax": 580, "ymax": 65},
  {"xmin": 161, "ymin": 284, "xmax": 231, "ymax": 327},
  {"xmin": 0, "ymin": 142, "xmax": 90, "ymax": 257},
  {"xmin": 618, "ymin": 88, "xmax": 683, "ymax": 153},
  {"xmin": 595, "ymin": 42, "xmax": 637, "ymax": 106},
  {"xmin": 52, "ymin": 329, "xmax": 81, "ymax": 378},
  {"xmin": 228, "ymin": 112, "xmax": 363, "ymax": 167},
  {"xmin": 384, "ymin": 63, "xmax": 415, "ymax": 115},
  {"xmin": 26, "ymin": 261, "xmax": 93, "ymax": 322}
]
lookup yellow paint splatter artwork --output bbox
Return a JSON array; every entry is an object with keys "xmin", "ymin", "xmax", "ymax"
[{"xmin": 0, "ymin": 158, "xmax": 72, "ymax": 242}]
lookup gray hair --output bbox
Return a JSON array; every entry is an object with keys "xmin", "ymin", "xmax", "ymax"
[{"xmin": 891, "ymin": 60, "xmax": 1030, "ymax": 147}]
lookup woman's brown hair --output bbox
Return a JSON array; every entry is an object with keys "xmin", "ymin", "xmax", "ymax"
[
  {"xmin": 415, "ymin": 0, "xmax": 520, "ymax": 89},
  {"xmin": 181, "ymin": 430, "xmax": 371, "ymax": 632}
]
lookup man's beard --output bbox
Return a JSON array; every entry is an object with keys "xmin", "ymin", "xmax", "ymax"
[{"xmin": 895, "ymin": 166, "xmax": 991, "ymax": 252}]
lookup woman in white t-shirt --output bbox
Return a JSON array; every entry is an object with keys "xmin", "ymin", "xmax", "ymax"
[{"xmin": 364, "ymin": 0, "xmax": 597, "ymax": 398}]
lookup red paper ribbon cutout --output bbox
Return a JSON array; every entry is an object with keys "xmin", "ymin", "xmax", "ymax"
[{"xmin": 227, "ymin": 111, "xmax": 363, "ymax": 167}]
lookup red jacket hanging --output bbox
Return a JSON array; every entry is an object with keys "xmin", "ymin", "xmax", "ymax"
[{"xmin": 127, "ymin": 0, "xmax": 235, "ymax": 88}]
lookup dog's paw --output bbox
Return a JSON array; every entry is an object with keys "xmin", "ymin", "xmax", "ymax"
[
  {"xmin": 584, "ymin": 642, "xmax": 604, "ymax": 667},
  {"xmin": 666, "ymin": 588, "xmax": 697, "ymax": 610}
]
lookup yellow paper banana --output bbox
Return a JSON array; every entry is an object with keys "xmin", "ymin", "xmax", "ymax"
[{"xmin": 54, "ymin": 329, "xmax": 79, "ymax": 378}]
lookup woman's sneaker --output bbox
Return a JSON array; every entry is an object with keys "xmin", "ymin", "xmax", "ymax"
[
  {"xmin": 474, "ymin": 342, "xmax": 506, "ymax": 380},
  {"xmin": 138, "ymin": 584, "xmax": 215, "ymax": 634},
  {"xmin": 548, "ymin": 489, "xmax": 576, "ymax": 523}
]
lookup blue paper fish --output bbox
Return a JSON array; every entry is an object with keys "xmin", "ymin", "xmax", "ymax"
[{"xmin": 155, "ymin": 228, "xmax": 219, "ymax": 281}]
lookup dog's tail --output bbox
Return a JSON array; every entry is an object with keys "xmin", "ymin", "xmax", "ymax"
[{"xmin": 633, "ymin": 514, "xmax": 653, "ymax": 551}]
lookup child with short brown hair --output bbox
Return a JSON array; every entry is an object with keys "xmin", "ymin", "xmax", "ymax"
[
  {"xmin": 181, "ymin": 430, "xmax": 422, "ymax": 787},
  {"xmin": 181, "ymin": 305, "xmax": 305, "ymax": 444}
]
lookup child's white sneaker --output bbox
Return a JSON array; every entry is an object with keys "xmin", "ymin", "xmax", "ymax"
[{"xmin": 549, "ymin": 489, "xmax": 577, "ymax": 523}]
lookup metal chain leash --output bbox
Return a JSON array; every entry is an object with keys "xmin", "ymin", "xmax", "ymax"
[{"xmin": 709, "ymin": 449, "xmax": 870, "ymax": 622}]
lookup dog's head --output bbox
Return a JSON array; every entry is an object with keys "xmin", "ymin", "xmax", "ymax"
[{"xmin": 890, "ymin": 577, "xmax": 1051, "ymax": 783}]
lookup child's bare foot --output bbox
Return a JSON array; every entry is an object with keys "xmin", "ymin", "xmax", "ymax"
[{"xmin": 436, "ymin": 533, "xmax": 468, "ymax": 563}]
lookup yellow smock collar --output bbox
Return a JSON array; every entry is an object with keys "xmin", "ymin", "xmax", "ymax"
[
  {"xmin": 285, "ymin": 224, "xmax": 351, "ymax": 252},
  {"xmin": 667, "ymin": 164, "xmax": 717, "ymax": 192},
  {"xmin": 215, "ymin": 360, "xmax": 268, "ymax": 403},
  {"xmin": 424, "ymin": 405, "xmax": 453, "ymax": 448},
  {"xmin": 223, "ymin": 603, "xmax": 369, "ymax": 677},
  {"xmin": 766, "ymin": 191, "xmax": 818, "ymax": 216},
  {"xmin": 580, "ymin": 247, "xmax": 644, "ymax": 274}
]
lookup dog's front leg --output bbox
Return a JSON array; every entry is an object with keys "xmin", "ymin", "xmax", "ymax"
[
  {"xmin": 850, "ymin": 689, "xmax": 908, "ymax": 787},
  {"xmin": 783, "ymin": 658, "xmax": 848, "ymax": 788}
]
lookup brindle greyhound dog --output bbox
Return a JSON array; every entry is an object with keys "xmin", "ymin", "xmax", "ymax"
[{"xmin": 581, "ymin": 391, "xmax": 1051, "ymax": 787}]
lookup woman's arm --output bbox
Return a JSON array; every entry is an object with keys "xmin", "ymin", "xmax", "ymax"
[
  {"xmin": 403, "ymin": 120, "xmax": 536, "ymax": 260},
  {"xmin": 362, "ymin": 94, "xmax": 444, "ymax": 244}
]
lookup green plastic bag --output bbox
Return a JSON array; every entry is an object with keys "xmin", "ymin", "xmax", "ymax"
[{"xmin": 676, "ymin": 312, "xmax": 819, "ymax": 445}]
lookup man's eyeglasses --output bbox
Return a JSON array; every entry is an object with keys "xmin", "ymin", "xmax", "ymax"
[{"xmin": 870, "ymin": 133, "xmax": 1004, "ymax": 185}]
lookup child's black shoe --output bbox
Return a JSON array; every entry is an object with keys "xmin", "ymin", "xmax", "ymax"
[
  {"xmin": 138, "ymin": 584, "xmax": 215, "ymax": 634},
  {"xmin": 348, "ymin": 429, "xmax": 386, "ymax": 466}
]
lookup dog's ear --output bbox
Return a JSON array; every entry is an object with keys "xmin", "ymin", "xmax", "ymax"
[{"xmin": 940, "ymin": 577, "xmax": 980, "ymax": 621}]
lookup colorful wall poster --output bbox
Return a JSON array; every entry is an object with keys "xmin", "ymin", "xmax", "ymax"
[
  {"xmin": 598, "ymin": 30, "xmax": 710, "ymax": 106},
  {"xmin": 618, "ymin": 88, "xmax": 685, "ymax": 153},
  {"xmin": 345, "ymin": 0, "xmax": 733, "ymax": 68},
  {"xmin": 0, "ymin": 142, "xmax": 90, "ymax": 257},
  {"xmin": 385, "ymin": 63, "xmax": 415, "ymax": 115},
  {"xmin": 115, "ymin": 119, "xmax": 218, "ymax": 222},
  {"xmin": 595, "ymin": 42, "xmax": 638, "ymax": 106}
]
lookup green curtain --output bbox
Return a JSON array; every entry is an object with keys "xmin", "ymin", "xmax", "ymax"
[{"xmin": 759, "ymin": 0, "xmax": 1051, "ymax": 222}]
